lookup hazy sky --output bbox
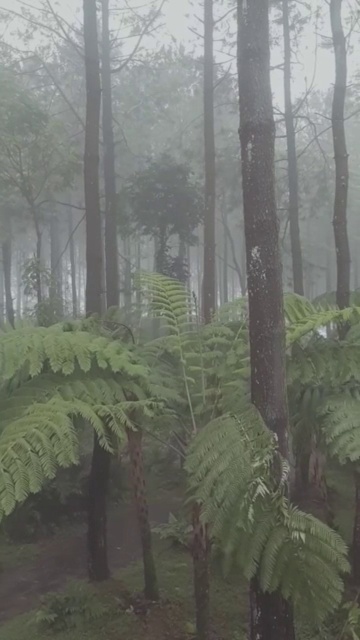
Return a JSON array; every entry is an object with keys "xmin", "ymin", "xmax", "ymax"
[{"xmin": 0, "ymin": 0, "xmax": 359, "ymax": 108}]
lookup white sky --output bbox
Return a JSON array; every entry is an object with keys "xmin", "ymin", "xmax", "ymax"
[{"xmin": 0, "ymin": 0, "xmax": 359, "ymax": 108}]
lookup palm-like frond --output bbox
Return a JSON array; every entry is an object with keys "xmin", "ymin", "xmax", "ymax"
[{"xmin": 186, "ymin": 406, "xmax": 349, "ymax": 624}]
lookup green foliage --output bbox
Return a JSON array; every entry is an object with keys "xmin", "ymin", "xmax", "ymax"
[
  {"xmin": 0, "ymin": 322, "xmax": 161, "ymax": 520},
  {"xmin": 187, "ymin": 409, "xmax": 350, "ymax": 625},
  {"xmin": 126, "ymin": 155, "xmax": 203, "ymax": 277},
  {"xmin": 34, "ymin": 582, "xmax": 106, "ymax": 633},
  {"xmin": 152, "ymin": 512, "xmax": 192, "ymax": 549}
]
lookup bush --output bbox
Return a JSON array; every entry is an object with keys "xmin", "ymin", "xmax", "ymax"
[
  {"xmin": 152, "ymin": 513, "xmax": 192, "ymax": 549},
  {"xmin": 34, "ymin": 581, "xmax": 106, "ymax": 632}
]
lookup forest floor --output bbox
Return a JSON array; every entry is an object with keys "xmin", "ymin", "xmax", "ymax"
[
  {"xmin": 0, "ymin": 482, "xmax": 183, "ymax": 625},
  {"xmin": 0, "ymin": 477, "xmax": 248, "ymax": 640}
]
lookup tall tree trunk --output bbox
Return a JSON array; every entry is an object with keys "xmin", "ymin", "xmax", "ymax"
[
  {"xmin": 222, "ymin": 213, "xmax": 228, "ymax": 305},
  {"xmin": 353, "ymin": 471, "xmax": 360, "ymax": 584},
  {"xmin": 101, "ymin": 0, "xmax": 119, "ymax": 309},
  {"xmin": 282, "ymin": 0, "xmax": 304, "ymax": 295},
  {"xmin": 50, "ymin": 214, "xmax": 63, "ymax": 317},
  {"xmin": 124, "ymin": 236, "xmax": 132, "ymax": 312},
  {"xmin": 202, "ymin": 0, "xmax": 216, "ymax": 323},
  {"xmin": 127, "ymin": 428, "xmax": 159, "ymax": 600},
  {"xmin": 237, "ymin": 1, "xmax": 295, "ymax": 638},
  {"xmin": 67, "ymin": 208, "xmax": 78, "ymax": 318},
  {"xmin": 0, "ymin": 256, "xmax": 4, "ymax": 327},
  {"xmin": 331, "ymin": 0, "xmax": 350, "ymax": 337},
  {"xmin": 32, "ymin": 210, "xmax": 42, "ymax": 309},
  {"xmin": 83, "ymin": 0, "xmax": 110, "ymax": 582},
  {"xmin": 2, "ymin": 217, "xmax": 14, "ymax": 328},
  {"xmin": 193, "ymin": 4, "xmax": 216, "ymax": 633}
]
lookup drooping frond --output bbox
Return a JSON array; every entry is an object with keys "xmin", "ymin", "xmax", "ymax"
[
  {"xmin": 0, "ymin": 325, "xmax": 149, "ymax": 381},
  {"xmin": 186, "ymin": 407, "xmax": 349, "ymax": 624},
  {"xmin": 0, "ymin": 398, "xmax": 79, "ymax": 518},
  {"xmin": 318, "ymin": 394, "xmax": 360, "ymax": 463},
  {"xmin": 284, "ymin": 294, "xmax": 360, "ymax": 345}
]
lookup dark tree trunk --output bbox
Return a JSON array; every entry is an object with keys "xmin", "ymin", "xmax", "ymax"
[
  {"xmin": 50, "ymin": 214, "xmax": 63, "ymax": 317},
  {"xmin": 282, "ymin": 0, "xmax": 304, "ymax": 295},
  {"xmin": 84, "ymin": 0, "xmax": 103, "ymax": 318},
  {"xmin": 237, "ymin": 1, "xmax": 295, "ymax": 638},
  {"xmin": 2, "ymin": 222, "xmax": 14, "ymax": 328},
  {"xmin": 353, "ymin": 471, "xmax": 360, "ymax": 584},
  {"xmin": 193, "ymin": 4, "xmax": 216, "ymax": 631},
  {"xmin": 127, "ymin": 428, "xmax": 159, "ymax": 600},
  {"xmin": 123, "ymin": 236, "xmax": 132, "ymax": 312},
  {"xmin": 202, "ymin": 0, "xmax": 216, "ymax": 323},
  {"xmin": 192, "ymin": 502, "xmax": 210, "ymax": 640},
  {"xmin": 32, "ymin": 210, "xmax": 42, "ymax": 309},
  {"xmin": 67, "ymin": 208, "xmax": 78, "ymax": 318},
  {"xmin": 222, "ymin": 212, "xmax": 229, "ymax": 304},
  {"xmin": 83, "ymin": 0, "xmax": 110, "ymax": 582},
  {"xmin": 0, "ymin": 258, "xmax": 4, "ymax": 327},
  {"xmin": 101, "ymin": 0, "xmax": 119, "ymax": 309},
  {"xmin": 330, "ymin": 0, "xmax": 350, "ymax": 337},
  {"xmin": 88, "ymin": 435, "xmax": 111, "ymax": 581}
]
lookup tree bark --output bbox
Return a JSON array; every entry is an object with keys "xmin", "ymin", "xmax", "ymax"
[
  {"xmin": 330, "ymin": 0, "xmax": 350, "ymax": 337},
  {"xmin": 237, "ymin": 1, "xmax": 295, "ymax": 638},
  {"xmin": 202, "ymin": 0, "xmax": 216, "ymax": 323},
  {"xmin": 2, "ymin": 217, "xmax": 14, "ymax": 328},
  {"xmin": 84, "ymin": 0, "xmax": 103, "ymax": 318},
  {"xmin": 50, "ymin": 214, "xmax": 63, "ymax": 317},
  {"xmin": 127, "ymin": 428, "xmax": 159, "ymax": 600},
  {"xmin": 282, "ymin": 0, "xmax": 304, "ymax": 295},
  {"xmin": 101, "ymin": 0, "xmax": 119, "ymax": 309},
  {"xmin": 67, "ymin": 207, "xmax": 78, "ymax": 318},
  {"xmin": 353, "ymin": 471, "xmax": 360, "ymax": 584},
  {"xmin": 83, "ymin": 0, "xmax": 110, "ymax": 582}
]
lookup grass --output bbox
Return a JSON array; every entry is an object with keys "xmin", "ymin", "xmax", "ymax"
[
  {"xmin": 0, "ymin": 538, "xmax": 248, "ymax": 640},
  {"xmin": 0, "ymin": 537, "xmax": 39, "ymax": 572}
]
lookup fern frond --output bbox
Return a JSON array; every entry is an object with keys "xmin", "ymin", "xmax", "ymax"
[{"xmin": 187, "ymin": 405, "xmax": 349, "ymax": 624}]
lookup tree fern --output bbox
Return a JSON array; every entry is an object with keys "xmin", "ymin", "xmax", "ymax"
[
  {"xmin": 186, "ymin": 407, "xmax": 350, "ymax": 624},
  {"xmin": 0, "ymin": 318, "xmax": 168, "ymax": 520}
]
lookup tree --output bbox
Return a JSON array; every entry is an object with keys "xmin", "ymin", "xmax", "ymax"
[
  {"xmin": 282, "ymin": 0, "xmax": 304, "ymax": 295},
  {"xmin": 126, "ymin": 154, "xmax": 203, "ymax": 278},
  {"xmin": 83, "ymin": 0, "xmax": 110, "ymax": 582},
  {"xmin": 330, "ymin": 0, "xmax": 350, "ymax": 338},
  {"xmin": 202, "ymin": 0, "xmax": 216, "ymax": 323},
  {"xmin": 237, "ymin": 0, "xmax": 295, "ymax": 638},
  {"xmin": 101, "ymin": 0, "xmax": 119, "ymax": 309}
]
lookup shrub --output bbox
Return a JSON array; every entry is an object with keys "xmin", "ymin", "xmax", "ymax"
[{"xmin": 34, "ymin": 581, "xmax": 106, "ymax": 632}]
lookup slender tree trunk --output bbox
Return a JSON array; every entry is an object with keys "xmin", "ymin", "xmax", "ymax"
[
  {"xmin": 331, "ymin": 0, "xmax": 350, "ymax": 337},
  {"xmin": 32, "ymin": 210, "xmax": 42, "ymax": 309},
  {"xmin": 353, "ymin": 471, "xmax": 360, "ymax": 584},
  {"xmin": 83, "ymin": 0, "xmax": 110, "ymax": 582},
  {"xmin": 0, "ymin": 257, "xmax": 4, "ymax": 327},
  {"xmin": 50, "ymin": 214, "xmax": 63, "ymax": 317},
  {"xmin": 127, "ymin": 428, "xmax": 159, "ymax": 600},
  {"xmin": 237, "ymin": 1, "xmax": 295, "ymax": 638},
  {"xmin": 223, "ymin": 214, "xmax": 228, "ymax": 305},
  {"xmin": 202, "ymin": 0, "xmax": 216, "ymax": 323},
  {"xmin": 282, "ymin": 0, "xmax": 304, "ymax": 295},
  {"xmin": 2, "ymin": 217, "xmax": 14, "ymax": 328},
  {"xmin": 124, "ymin": 236, "xmax": 132, "ymax": 312},
  {"xmin": 136, "ymin": 236, "xmax": 142, "ymax": 312},
  {"xmin": 101, "ymin": 0, "xmax": 119, "ymax": 308},
  {"xmin": 193, "ymin": 5, "xmax": 216, "ymax": 633},
  {"xmin": 68, "ymin": 208, "xmax": 78, "ymax": 317},
  {"xmin": 16, "ymin": 251, "xmax": 22, "ymax": 319}
]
